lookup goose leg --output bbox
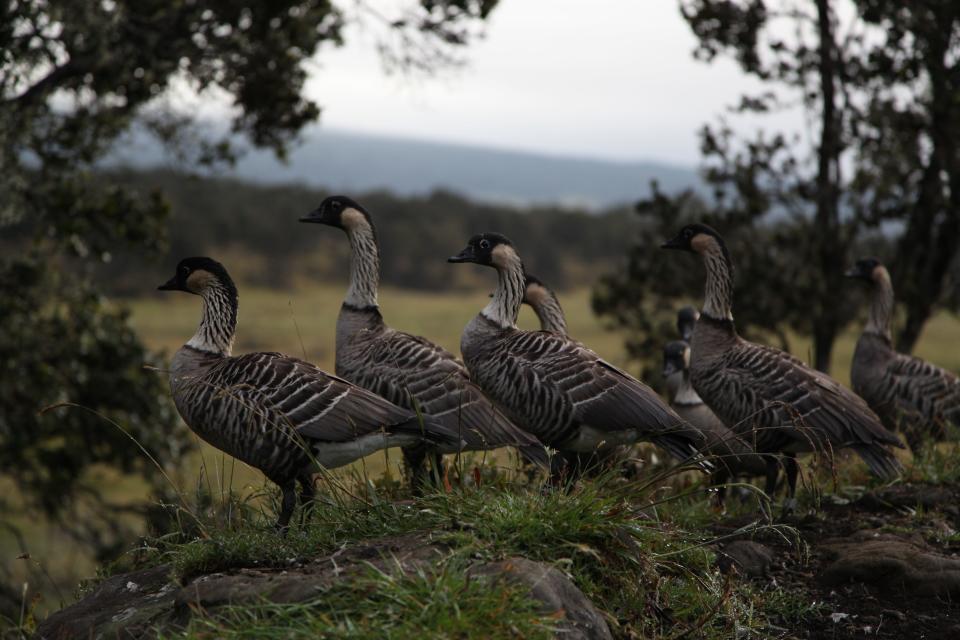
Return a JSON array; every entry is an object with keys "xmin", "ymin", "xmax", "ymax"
[
  {"xmin": 275, "ymin": 481, "xmax": 298, "ymax": 534},
  {"xmin": 781, "ymin": 453, "xmax": 799, "ymax": 517},
  {"xmin": 711, "ymin": 469, "xmax": 730, "ymax": 511},
  {"xmin": 298, "ymin": 474, "xmax": 316, "ymax": 527},
  {"xmin": 760, "ymin": 457, "xmax": 780, "ymax": 520},
  {"xmin": 404, "ymin": 445, "xmax": 444, "ymax": 495}
]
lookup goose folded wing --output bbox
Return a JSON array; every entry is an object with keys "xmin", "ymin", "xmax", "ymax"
[
  {"xmin": 508, "ymin": 332, "xmax": 694, "ymax": 443},
  {"xmin": 236, "ymin": 353, "xmax": 427, "ymax": 442},
  {"xmin": 363, "ymin": 332, "xmax": 543, "ymax": 450},
  {"xmin": 725, "ymin": 343, "xmax": 903, "ymax": 449},
  {"xmin": 886, "ymin": 352, "xmax": 960, "ymax": 421}
]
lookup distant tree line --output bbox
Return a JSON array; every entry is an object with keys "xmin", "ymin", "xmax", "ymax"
[{"xmin": 88, "ymin": 169, "xmax": 639, "ymax": 296}]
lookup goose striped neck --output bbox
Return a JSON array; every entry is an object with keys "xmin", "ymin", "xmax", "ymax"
[
  {"xmin": 525, "ymin": 277, "xmax": 567, "ymax": 334},
  {"xmin": 697, "ymin": 237, "xmax": 734, "ymax": 322},
  {"xmin": 483, "ymin": 248, "xmax": 525, "ymax": 329},
  {"xmin": 866, "ymin": 266, "xmax": 894, "ymax": 342},
  {"xmin": 343, "ymin": 212, "xmax": 380, "ymax": 309},
  {"xmin": 187, "ymin": 279, "xmax": 237, "ymax": 356}
]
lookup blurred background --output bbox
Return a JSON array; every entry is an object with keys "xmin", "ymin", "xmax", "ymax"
[{"xmin": 2, "ymin": 0, "xmax": 959, "ymax": 625}]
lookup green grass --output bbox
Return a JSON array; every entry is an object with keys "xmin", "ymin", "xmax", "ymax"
[
  {"xmin": 164, "ymin": 560, "xmax": 555, "ymax": 640},
  {"xmin": 121, "ymin": 467, "xmax": 807, "ymax": 639}
]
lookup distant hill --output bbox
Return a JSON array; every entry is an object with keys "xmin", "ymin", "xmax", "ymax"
[{"xmin": 109, "ymin": 127, "xmax": 702, "ymax": 210}]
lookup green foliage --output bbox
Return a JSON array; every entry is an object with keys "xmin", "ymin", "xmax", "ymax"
[{"xmin": 0, "ymin": 256, "xmax": 181, "ymax": 505}]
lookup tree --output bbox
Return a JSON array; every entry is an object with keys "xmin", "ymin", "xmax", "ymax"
[
  {"xmin": 849, "ymin": 1, "xmax": 960, "ymax": 352},
  {"xmin": 0, "ymin": 0, "xmax": 498, "ymax": 568},
  {"xmin": 594, "ymin": 0, "xmax": 960, "ymax": 375}
]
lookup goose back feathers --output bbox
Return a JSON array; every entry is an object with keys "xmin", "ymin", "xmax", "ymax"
[
  {"xmin": 847, "ymin": 258, "xmax": 960, "ymax": 448},
  {"xmin": 662, "ymin": 225, "xmax": 904, "ymax": 481},
  {"xmin": 301, "ymin": 198, "xmax": 546, "ymax": 465},
  {"xmin": 160, "ymin": 257, "xmax": 462, "ymax": 528},
  {"xmin": 450, "ymin": 233, "xmax": 706, "ymax": 461}
]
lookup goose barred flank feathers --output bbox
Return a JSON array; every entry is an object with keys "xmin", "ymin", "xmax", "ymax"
[
  {"xmin": 662, "ymin": 225, "xmax": 904, "ymax": 496},
  {"xmin": 300, "ymin": 198, "xmax": 548, "ymax": 476},
  {"xmin": 847, "ymin": 258, "xmax": 960, "ymax": 450},
  {"xmin": 159, "ymin": 257, "xmax": 463, "ymax": 530},
  {"xmin": 449, "ymin": 233, "xmax": 707, "ymax": 463}
]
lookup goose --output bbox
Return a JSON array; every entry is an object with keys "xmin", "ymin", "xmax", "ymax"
[
  {"xmin": 299, "ymin": 197, "xmax": 547, "ymax": 485},
  {"xmin": 846, "ymin": 257, "xmax": 960, "ymax": 450},
  {"xmin": 448, "ymin": 232, "xmax": 707, "ymax": 464},
  {"xmin": 662, "ymin": 339, "xmax": 767, "ymax": 507},
  {"xmin": 665, "ymin": 306, "xmax": 701, "ymax": 401},
  {"xmin": 661, "ymin": 224, "xmax": 904, "ymax": 511},
  {"xmin": 158, "ymin": 257, "xmax": 463, "ymax": 529}
]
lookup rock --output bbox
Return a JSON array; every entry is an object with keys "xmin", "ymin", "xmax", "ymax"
[
  {"xmin": 856, "ymin": 484, "xmax": 957, "ymax": 513},
  {"xmin": 470, "ymin": 557, "xmax": 612, "ymax": 640},
  {"xmin": 176, "ymin": 533, "xmax": 446, "ymax": 609},
  {"xmin": 716, "ymin": 540, "xmax": 775, "ymax": 577},
  {"xmin": 35, "ymin": 565, "xmax": 179, "ymax": 640},
  {"xmin": 820, "ymin": 530, "xmax": 960, "ymax": 597}
]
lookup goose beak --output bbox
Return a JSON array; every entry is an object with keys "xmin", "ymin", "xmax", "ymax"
[
  {"xmin": 157, "ymin": 276, "xmax": 179, "ymax": 291},
  {"xmin": 662, "ymin": 362, "xmax": 678, "ymax": 378},
  {"xmin": 661, "ymin": 233, "xmax": 686, "ymax": 250},
  {"xmin": 448, "ymin": 245, "xmax": 476, "ymax": 263},
  {"xmin": 299, "ymin": 206, "xmax": 327, "ymax": 224}
]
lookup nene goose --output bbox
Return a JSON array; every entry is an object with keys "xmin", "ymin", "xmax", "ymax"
[
  {"xmin": 158, "ymin": 257, "xmax": 462, "ymax": 529},
  {"xmin": 661, "ymin": 224, "xmax": 904, "ymax": 511},
  {"xmin": 448, "ymin": 232, "xmax": 706, "ymax": 465},
  {"xmin": 846, "ymin": 257, "xmax": 960, "ymax": 450},
  {"xmin": 300, "ymin": 197, "xmax": 547, "ymax": 484},
  {"xmin": 663, "ymin": 339, "xmax": 766, "ymax": 507},
  {"xmin": 665, "ymin": 306, "xmax": 701, "ymax": 401}
]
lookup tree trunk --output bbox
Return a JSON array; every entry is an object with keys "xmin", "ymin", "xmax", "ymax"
[
  {"xmin": 894, "ymin": 4, "xmax": 960, "ymax": 354},
  {"xmin": 812, "ymin": 0, "xmax": 843, "ymax": 373}
]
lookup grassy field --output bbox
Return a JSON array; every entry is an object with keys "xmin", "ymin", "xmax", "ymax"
[
  {"xmin": 6, "ymin": 280, "xmax": 960, "ymax": 624},
  {"xmin": 130, "ymin": 280, "xmax": 960, "ymax": 385}
]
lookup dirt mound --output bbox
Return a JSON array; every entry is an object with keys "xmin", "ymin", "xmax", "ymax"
[
  {"xmin": 36, "ymin": 533, "xmax": 610, "ymax": 640},
  {"xmin": 821, "ymin": 530, "xmax": 960, "ymax": 597}
]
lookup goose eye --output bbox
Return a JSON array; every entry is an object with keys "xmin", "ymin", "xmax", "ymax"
[
  {"xmin": 479, "ymin": 239, "xmax": 490, "ymax": 250},
  {"xmin": 180, "ymin": 265, "xmax": 190, "ymax": 275},
  {"xmin": 684, "ymin": 229, "xmax": 693, "ymax": 239}
]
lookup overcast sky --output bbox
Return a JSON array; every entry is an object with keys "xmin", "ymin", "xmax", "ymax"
[{"xmin": 293, "ymin": 0, "xmax": 806, "ymax": 166}]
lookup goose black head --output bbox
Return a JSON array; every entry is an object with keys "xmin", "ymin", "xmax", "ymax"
[
  {"xmin": 300, "ymin": 195, "xmax": 372, "ymax": 231},
  {"xmin": 661, "ymin": 223, "xmax": 724, "ymax": 253},
  {"xmin": 158, "ymin": 257, "xmax": 235, "ymax": 296},
  {"xmin": 845, "ymin": 257, "xmax": 884, "ymax": 282},
  {"xmin": 676, "ymin": 306, "xmax": 700, "ymax": 341},
  {"xmin": 662, "ymin": 340, "xmax": 691, "ymax": 378},
  {"xmin": 448, "ymin": 232, "xmax": 517, "ymax": 268}
]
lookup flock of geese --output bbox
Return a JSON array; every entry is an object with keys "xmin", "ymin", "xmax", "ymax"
[{"xmin": 157, "ymin": 197, "xmax": 960, "ymax": 529}]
